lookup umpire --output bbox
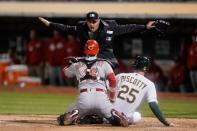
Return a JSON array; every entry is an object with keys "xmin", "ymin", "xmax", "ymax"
[{"xmin": 39, "ymin": 11, "xmax": 155, "ymax": 68}]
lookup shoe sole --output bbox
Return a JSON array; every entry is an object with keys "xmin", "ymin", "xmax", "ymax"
[
  {"xmin": 112, "ymin": 110, "xmax": 129, "ymax": 127},
  {"xmin": 57, "ymin": 114, "xmax": 65, "ymax": 126},
  {"xmin": 64, "ymin": 110, "xmax": 79, "ymax": 125}
]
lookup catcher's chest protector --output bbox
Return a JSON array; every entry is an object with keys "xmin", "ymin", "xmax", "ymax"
[{"xmin": 79, "ymin": 59, "xmax": 105, "ymax": 82}]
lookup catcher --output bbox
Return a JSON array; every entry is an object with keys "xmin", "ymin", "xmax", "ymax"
[{"xmin": 57, "ymin": 39, "xmax": 128, "ymax": 127}]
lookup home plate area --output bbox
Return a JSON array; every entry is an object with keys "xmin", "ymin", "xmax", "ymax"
[{"xmin": 0, "ymin": 115, "xmax": 197, "ymax": 131}]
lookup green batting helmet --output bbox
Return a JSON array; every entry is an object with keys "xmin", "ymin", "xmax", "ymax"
[{"xmin": 132, "ymin": 56, "xmax": 150, "ymax": 71}]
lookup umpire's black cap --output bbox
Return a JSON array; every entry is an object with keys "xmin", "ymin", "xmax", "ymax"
[{"xmin": 86, "ymin": 11, "xmax": 99, "ymax": 21}]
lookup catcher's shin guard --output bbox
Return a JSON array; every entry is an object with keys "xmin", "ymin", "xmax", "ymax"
[
  {"xmin": 57, "ymin": 109, "xmax": 79, "ymax": 126},
  {"xmin": 109, "ymin": 109, "xmax": 129, "ymax": 127}
]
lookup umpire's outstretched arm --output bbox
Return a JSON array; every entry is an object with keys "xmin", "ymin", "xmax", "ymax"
[{"xmin": 38, "ymin": 17, "xmax": 76, "ymax": 33}]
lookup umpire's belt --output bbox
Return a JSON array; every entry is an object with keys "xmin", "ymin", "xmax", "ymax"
[{"xmin": 80, "ymin": 88, "xmax": 105, "ymax": 93}]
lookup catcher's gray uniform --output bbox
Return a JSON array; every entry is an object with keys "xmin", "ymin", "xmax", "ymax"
[{"xmin": 63, "ymin": 56, "xmax": 116, "ymax": 119}]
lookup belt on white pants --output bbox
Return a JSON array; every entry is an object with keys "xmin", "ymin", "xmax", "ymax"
[{"xmin": 80, "ymin": 88, "xmax": 105, "ymax": 93}]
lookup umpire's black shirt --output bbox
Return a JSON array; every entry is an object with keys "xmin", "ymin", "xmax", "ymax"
[{"xmin": 50, "ymin": 20, "xmax": 146, "ymax": 67}]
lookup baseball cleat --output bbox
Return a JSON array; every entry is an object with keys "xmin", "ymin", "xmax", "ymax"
[
  {"xmin": 64, "ymin": 109, "xmax": 79, "ymax": 125},
  {"xmin": 111, "ymin": 109, "xmax": 129, "ymax": 127},
  {"xmin": 57, "ymin": 114, "xmax": 66, "ymax": 126}
]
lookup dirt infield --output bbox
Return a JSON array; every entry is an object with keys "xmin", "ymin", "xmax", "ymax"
[
  {"xmin": 0, "ymin": 115, "xmax": 197, "ymax": 131},
  {"xmin": 0, "ymin": 85, "xmax": 197, "ymax": 131}
]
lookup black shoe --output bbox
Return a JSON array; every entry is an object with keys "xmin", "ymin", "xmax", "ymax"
[
  {"xmin": 57, "ymin": 114, "xmax": 66, "ymax": 126},
  {"xmin": 63, "ymin": 109, "xmax": 79, "ymax": 125},
  {"xmin": 111, "ymin": 109, "xmax": 129, "ymax": 127}
]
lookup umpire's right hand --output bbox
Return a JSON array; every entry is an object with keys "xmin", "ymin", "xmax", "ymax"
[{"xmin": 38, "ymin": 17, "xmax": 50, "ymax": 27}]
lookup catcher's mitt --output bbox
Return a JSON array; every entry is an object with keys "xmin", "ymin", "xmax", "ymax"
[
  {"xmin": 64, "ymin": 57, "xmax": 80, "ymax": 66},
  {"xmin": 153, "ymin": 20, "xmax": 170, "ymax": 36}
]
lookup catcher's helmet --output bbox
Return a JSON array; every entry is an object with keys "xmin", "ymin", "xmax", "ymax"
[
  {"xmin": 132, "ymin": 56, "xmax": 150, "ymax": 71},
  {"xmin": 84, "ymin": 40, "xmax": 99, "ymax": 56}
]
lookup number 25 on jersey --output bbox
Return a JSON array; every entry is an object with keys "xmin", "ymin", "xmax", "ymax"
[{"xmin": 117, "ymin": 85, "xmax": 139, "ymax": 103}]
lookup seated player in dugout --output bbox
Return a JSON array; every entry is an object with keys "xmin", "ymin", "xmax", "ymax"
[
  {"xmin": 38, "ymin": 11, "xmax": 169, "ymax": 69},
  {"xmin": 113, "ymin": 56, "xmax": 174, "ymax": 126},
  {"xmin": 57, "ymin": 39, "xmax": 129, "ymax": 127}
]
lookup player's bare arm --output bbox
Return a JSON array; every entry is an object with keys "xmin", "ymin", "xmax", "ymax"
[
  {"xmin": 38, "ymin": 17, "xmax": 50, "ymax": 27},
  {"xmin": 146, "ymin": 21, "xmax": 155, "ymax": 29}
]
